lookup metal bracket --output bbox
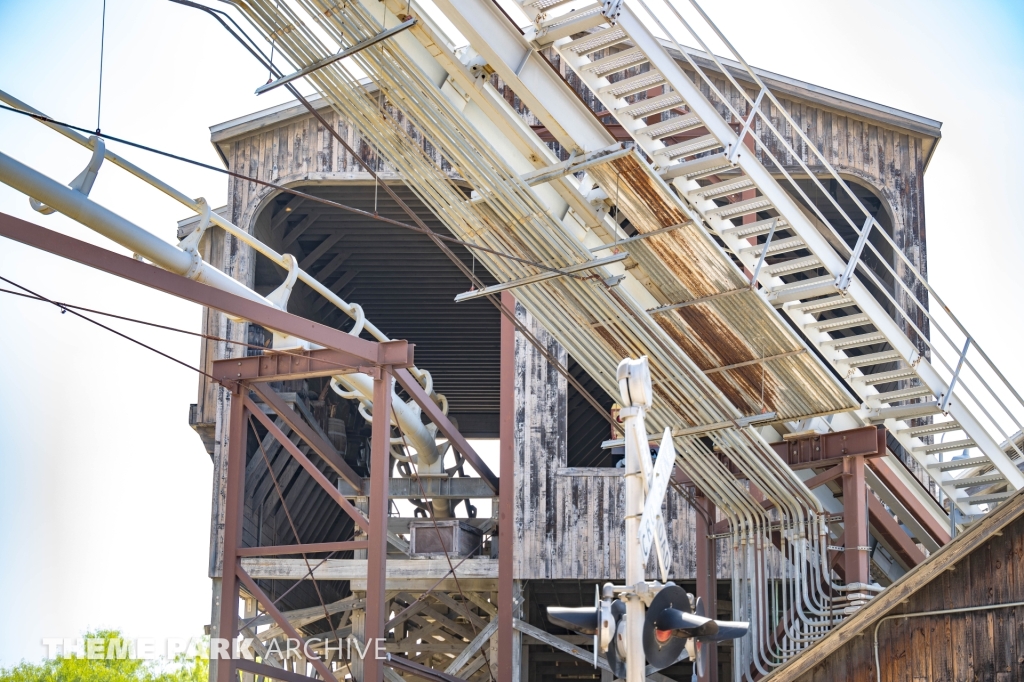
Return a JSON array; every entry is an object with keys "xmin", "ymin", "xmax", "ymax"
[
  {"xmin": 256, "ymin": 19, "xmax": 417, "ymax": 95},
  {"xmin": 179, "ymin": 198, "xmax": 213, "ymax": 281},
  {"xmin": 266, "ymin": 253, "xmax": 301, "ymax": 311},
  {"xmin": 835, "ymin": 214, "xmax": 874, "ymax": 292},
  {"xmin": 30, "ymin": 135, "xmax": 105, "ymax": 214},
  {"xmin": 749, "ymin": 218, "xmax": 777, "ymax": 286},
  {"xmin": 939, "ymin": 337, "xmax": 972, "ymax": 412},
  {"xmin": 454, "ymin": 252, "xmax": 627, "ymax": 302},
  {"xmin": 727, "ymin": 87, "xmax": 765, "ymax": 163},
  {"xmin": 601, "ymin": 0, "xmax": 623, "ymax": 24}
]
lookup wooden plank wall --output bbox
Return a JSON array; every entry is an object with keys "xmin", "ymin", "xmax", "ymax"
[
  {"xmin": 512, "ymin": 300, "xmax": 729, "ymax": 581},
  {"xmin": 783, "ymin": 511, "xmax": 1024, "ymax": 681}
]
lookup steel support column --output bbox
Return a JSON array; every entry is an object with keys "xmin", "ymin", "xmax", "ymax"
[
  {"xmin": 364, "ymin": 368, "xmax": 393, "ymax": 681},
  {"xmin": 215, "ymin": 386, "xmax": 247, "ymax": 682},
  {"xmin": 695, "ymin": 491, "xmax": 718, "ymax": 682},
  {"xmin": 498, "ymin": 291, "xmax": 516, "ymax": 682},
  {"xmin": 843, "ymin": 454, "xmax": 870, "ymax": 585}
]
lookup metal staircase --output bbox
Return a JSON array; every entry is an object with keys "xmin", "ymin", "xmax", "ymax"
[{"xmin": 534, "ymin": 0, "xmax": 1024, "ymax": 517}]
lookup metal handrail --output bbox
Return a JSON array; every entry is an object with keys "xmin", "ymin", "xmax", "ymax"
[{"xmin": 626, "ymin": 0, "xmax": 1024, "ymax": 456}]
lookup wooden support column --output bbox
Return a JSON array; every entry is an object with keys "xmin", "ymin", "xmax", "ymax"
[
  {"xmin": 695, "ymin": 491, "xmax": 718, "ymax": 682},
  {"xmin": 215, "ymin": 386, "xmax": 247, "ymax": 682},
  {"xmin": 842, "ymin": 454, "xmax": 870, "ymax": 585},
  {"xmin": 364, "ymin": 369, "xmax": 393, "ymax": 682},
  {"xmin": 499, "ymin": 291, "xmax": 515, "ymax": 682}
]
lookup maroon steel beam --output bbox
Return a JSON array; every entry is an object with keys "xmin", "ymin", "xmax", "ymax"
[
  {"xmin": 215, "ymin": 387, "xmax": 247, "ymax": 682},
  {"xmin": 236, "ymin": 568, "xmax": 339, "ymax": 682},
  {"xmin": 866, "ymin": 494, "xmax": 926, "ymax": 568},
  {"xmin": 235, "ymin": 540, "xmax": 368, "ymax": 557},
  {"xmin": 394, "ymin": 366, "xmax": 499, "ymax": 493},
  {"xmin": 695, "ymin": 491, "xmax": 718, "ymax": 682},
  {"xmin": 212, "ymin": 348, "xmax": 392, "ymax": 384},
  {"xmin": 801, "ymin": 463, "xmax": 845, "ymax": 491},
  {"xmin": 0, "ymin": 211, "xmax": 410, "ymax": 367},
  {"xmin": 771, "ymin": 426, "xmax": 885, "ymax": 468},
  {"xmin": 245, "ymin": 395, "xmax": 369, "ymax": 532},
  {"xmin": 842, "ymin": 454, "xmax": 870, "ymax": 585},
  {"xmin": 364, "ymin": 369, "xmax": 393, "ymax": 682},
  {"xmin": 251, "ymin": 383, "xmax": 363, "ymax": 490},
  {"xmin": 867, "ymin": 458, "xmax": 951, "ymax": 546},
  {"xmin": 498, "ymin": 291, "xmax": 515, "ymax": 682}
]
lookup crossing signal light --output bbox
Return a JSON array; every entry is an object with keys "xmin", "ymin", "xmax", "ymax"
[{"xmin": 545, "ymin": 583, "xmax": 749, "ymax": 676}]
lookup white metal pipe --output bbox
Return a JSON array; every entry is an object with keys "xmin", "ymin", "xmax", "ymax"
[{"xmin": 0, "ymin": 150, "xmax": 266, "ymax": 304}]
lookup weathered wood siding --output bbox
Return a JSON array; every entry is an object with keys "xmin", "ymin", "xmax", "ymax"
[
  {"xmin": 513, "ymin": 301, "xmax": 723, "ymax": 580},
  {"xmin": 782, "ymin": 509, "xmax": 1024, "ymax": 681}
]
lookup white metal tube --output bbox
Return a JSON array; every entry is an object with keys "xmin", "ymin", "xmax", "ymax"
[{"xmin": 0, "ymin": 150, "xmax": 266, "ymax": 305}]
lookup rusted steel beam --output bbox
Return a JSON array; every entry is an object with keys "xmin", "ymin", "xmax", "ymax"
[
  {"xmin": 394, "ymin": 366, "xmax": 499, "ymax": 493},
  {"xmin": 213, "ymin": 347, "xmax": 411, "ymax": 384},
  {"xmin": 498, "ymin": 291, "xmax": 515, "ymax": 682},
  {"xmin": 364, "ymin": 370, "xmax": 393, "ymax": 682},
  {"xmin": 235, "ymin": 540, "xmax": 367, "ymax": 557},
  {"xmin": 236, "ymin": 568, "xmax": 340, "ymax": 682},
  {"xmin": 866, "ymin": 495, "xmax": 926, "ymax": 569},
  {"xmin": 244, "ymin": 395, "xmax": 369, "ymax": 532},
  {"xmin": 0, "ymin": 211, "xmax": 409, "ymax": 366},
  {"xmin": 867, "ymin": 458, "xmax": 951, "ymax": 547},
  {"xmin": 771, "ymin": 426, "xmax": 885, "ymax": 469},
  {"xmin": 214, "ymin": 388, "xmax": 247, "ymax": 682},
  {"xmin": 843, "ymin": 454, "xmax": 870, "ymax": 585},
  {"xmin": 251, "ymin": 383, "xmax": 363, "ymax": 490}
]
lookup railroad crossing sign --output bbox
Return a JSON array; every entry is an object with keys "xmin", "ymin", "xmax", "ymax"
[{"xmin": 639, "ymin": 427, "xmax": 675, "ymax": 582}]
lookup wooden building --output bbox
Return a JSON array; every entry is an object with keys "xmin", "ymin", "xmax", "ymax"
[{"xmin": 186, "ymin": 41, "xmax": 949, "ymax": 682}]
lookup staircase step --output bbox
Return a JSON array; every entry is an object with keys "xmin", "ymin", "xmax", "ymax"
[
  {"xmin": 928, "ymin": 455, "xmax": 988, "ymax": 472},
  {"xmin": 526, "ymin": 0, "xmax": 580, "ymax": 12},
  {"xmin": 709, "ymin": 195, "xmax": 774, "ymax": 220},
  {"xmin": 586, "ymin": 48, "xmax": 649, "ymax": 78},
  {"xmin": 806, "ymin": 314, "xmax": 872, "ymax": 333},
  {"xmin": 767, "ymin": 255, "xmax": 822, "ymax": 276},
  {"xmin": 841, "ymin": 350, "xmax": 901, "ymax": 368},
  {"xmin": 687, "ymin": 176, "xmax": 755, "ymax": 201},
  {"xmin": 790, "ymin": 295, "xmax": 857, "ymax": 314},
  {"xmin": 654, "ymin": 133, "xmax": 722, "ymax": 159},
  {"xmin": 872, "ymin": 385, "xmax": 933, "ymax": 404},
  {"xmin": 637, "ymin": 114, "xmax": 703, "ymax": 140},
  {"xmin": 963, "ymin": 491, "xmax": 1012, "ymax": 506},
  {"xmin": 859, "ymin": 367, "xmax": 916, "ymax": 386},
  {"xmin": 871, "ymin": 400, "xmax": 942, "ymax": 421},
  {"xmin": 599, "ymin": 70, "xmax": 666, "ymax": 98},
  {"xmin": 765, "ymin": 275, "xmax": 837, "ymax": 305},
  {"xmin": 824, "ymin": 332, "xmax": 887, "ymax": 350},
  {"xmin": 660, "ymin": 152, "xmax": 734, "ymax": 181},
  {"xmin": 900, "ymin": 421, "xmax": 962, "ymax": 438},
  {"xmin": 619, "ymin": 91, "xmax": 686, "ymax": 118},
  {"xmin": 738, "ymin": 236, "xmax": 805, "ymax": 258},
  {"xmin": 562, "ymin": 26, "xmax": 629, "ymax": 55},
  {"xmin": 951, "ymin": 473, "xmax": 1006, "ymax": 489},
  {"xmin": 536, "ymin": 5, "xmax": 607, "ymax": 44},
  {"xmin": 722, "ymin": 216, "xmax": 789, "ymax": 239},
  {"xmin": 915, "ymin": 438, "xmax": 977, "ymax": 455}
]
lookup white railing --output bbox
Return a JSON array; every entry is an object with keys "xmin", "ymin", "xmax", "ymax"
[{"xmin": 628, "ymin": 0, "xmax": 1024, "ymax": 463}]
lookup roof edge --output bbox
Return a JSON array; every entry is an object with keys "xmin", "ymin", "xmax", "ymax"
[{"xmin": 660, "ymin": 40, "xmax": 942, "ymax": 139}]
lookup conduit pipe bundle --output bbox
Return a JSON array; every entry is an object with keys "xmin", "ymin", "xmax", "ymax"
[{"xmin": 225, "ymin": 0, "xmax": 867, "ymax": 674}]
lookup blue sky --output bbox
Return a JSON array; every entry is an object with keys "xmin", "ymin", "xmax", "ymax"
[{"xmin": 0, "ymin": 0, "xmax": 1022, "ymax": 666}]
